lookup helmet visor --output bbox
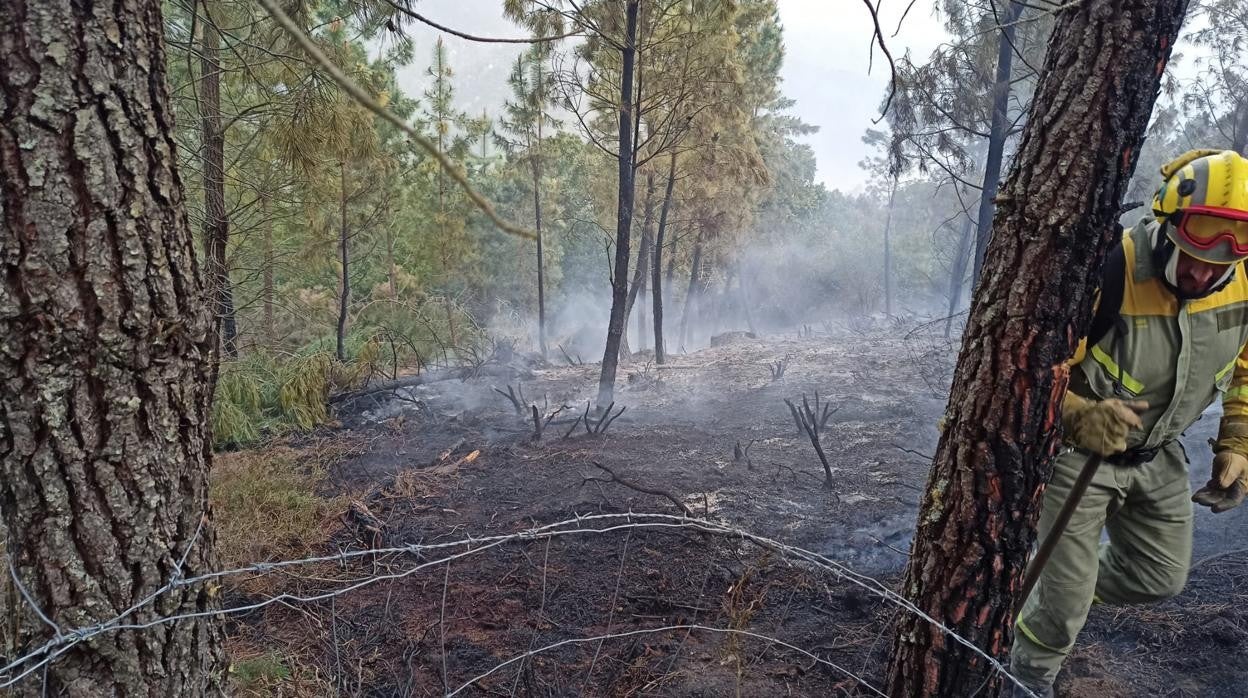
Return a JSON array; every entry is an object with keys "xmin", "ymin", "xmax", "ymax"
[{"xmin": 1173, "ymin": 206, "xmax": 1248, "ymax": 263}]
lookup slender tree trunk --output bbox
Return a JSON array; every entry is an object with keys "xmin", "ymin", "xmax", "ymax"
[
  {"xmin": 680, "ymin": 229, "xmax": 705, "ymax": 351},
  {"xmin": 534, "ymin": 72, "xmax": 548, "ymax": 360},
  {"xmin": 0, "ymin": 0, "xmax": 226, "ymax": 692},
  {"xmin": 971, "ymin": 0, "xmax": 1025, "ymax": 285},
  {"xmin": 622, "ymin": 170, "xmax": 656, "ymax": 356},
  {"xmin": 1232, "ymin": 98, "xmax": 1248, "ymax": 155},
  {"xmin": 883, "ymin": 178, "xmax": 897, "ymax": 317},
  {"xmin": 337, "ymin": 162, "xmax": 350, "ymax": 362},
  {"xmin": 944, "ymin": 215, "xmax": 975, "ymax": 338},
  {"xmin": 199, "ymin": 3, "xmax": 237, "ymax": 360},
  {"xmin": 385, "ymin": 228, "xmax": 397, "ymax": 297},
  {"xmin": 596, "ymin": 0, "xmax": 640, "ymax": 409},
  {"xmin": 262, "ymin": 193, "xmax": 276, "ymax": 347},
  {"xmin": 886, "ymin": 1, "xmax": 1189, "ymax": 694},
  {"xmin": 739, "ymin": 259, "xmax": 757, "ymax": 335},
  {"xmin": 652, "ymin": 153, "xmax": 676, "ymax": 363}
]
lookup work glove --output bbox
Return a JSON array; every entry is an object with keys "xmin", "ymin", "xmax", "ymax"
[
  {"xmin": 1061, "ymin": 392, "xmax": 1148, "ymax": 456},
  {"xmin": 1193, "ymin": 451, "xmax": 1248, "ymax": 513}
]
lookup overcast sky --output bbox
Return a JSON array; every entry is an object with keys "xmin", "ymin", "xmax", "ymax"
[{"xmin": 388, "ymin": 2, "xmax": 1205, "ymax": 194}]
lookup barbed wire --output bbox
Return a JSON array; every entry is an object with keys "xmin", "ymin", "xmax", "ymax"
[{"xmin": 0, "ymin": 512, "xmax": 1039, "ymax": 697}]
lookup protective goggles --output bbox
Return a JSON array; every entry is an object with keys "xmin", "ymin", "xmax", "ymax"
[{"xmin": 1173, "ymin": 205, "xmax": 1248, "ymax": 262}]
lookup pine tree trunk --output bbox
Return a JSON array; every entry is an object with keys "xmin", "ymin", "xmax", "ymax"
[
  {"xmin": 1233, "ymin": 98, "xmax": 1248, "ymax": 156},
  {"xmin": 739, "ymin": 259, "xmax": 757, "ymax": 335},
  {"xmin": 883, "ymin": 179, "xmax": 896, "ymax": 317},
  {"xmin": 944, "ymin": 215, "xmax": 975, "ymax": 339},
  {"xmin": 680, "ymin": 230, "xmax": 704, "ymax": 351},
  {"xmin": 971, "ymin": 0, "xmax": 1025, "ymax": 285},
  {"xmin": 0, "ymin": 0, "xmax": 226, "ymax": 693},
  {"xmin": 199, "ymin": 2, "xmax": 237, "ymax": 359},
  {"xmin": 885, "ymin": 1, "xmax": 1189, "ymax": 694},
  {"xmin": 534, "ymin": 104, "xmax": 548, "ymax": 360},
  {"xmin": 337, "ymin": 162, "xmax": 350, "ymax": 362},
  {"xmin": 652, "ymin": 153, "xmax": 676, "ymax": 364},
  {"xmin": 262, "ymin": 193, "xmax": 276, "ymax": 347},
  {"xmin": 596, "ymin": 0, "xmax": 640, "ymax": 409},
  {"xmin": 622, "ymin": 171, "xmax": 656, "ymax": 356}
]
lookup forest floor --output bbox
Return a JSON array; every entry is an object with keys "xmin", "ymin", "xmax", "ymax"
[{"xmin": 219, "ymin": 327, "xmax": 1248, "ymax": 697}]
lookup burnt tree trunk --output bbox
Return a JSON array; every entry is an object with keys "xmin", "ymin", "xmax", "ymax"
[
  {"xmin": 652, "ymin": 153, "xmax": 676, "ymax": 363},
  {"xmin": 970, "ymin": 0, "xmax": 1025, "ymax": 285},
  {"xmin": 0, "ymin": 0, "xmax": 226, "ymax": 693},
  {"xmin": 199, "ymin": 3, "xmax": 237, "ymax": 360},
  {"xmin": 596, "ymin": 0, "xmax": 640, "ymax": 409},
  {"xmin": 885, "ymin": 1, "xmax": 1189, "ymax": 695},
  {"xmin": 337, "ymin": 161, "xmax": 350, "ymax": 362}
]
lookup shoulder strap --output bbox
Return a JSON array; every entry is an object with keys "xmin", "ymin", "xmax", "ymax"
[{"xmin": 1087, "ymin": 244, "xmax": 1127, "ymax": 348}]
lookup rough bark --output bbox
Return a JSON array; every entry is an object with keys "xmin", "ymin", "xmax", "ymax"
[
  {"xmin": 885, "ymin": 1, "xmax": 1189, "ymax": 695},
  {"xmin": 0, "ymin": 0, "xmax": 226, "ymax": 693},
  {"xmin": 199, "ymin": 3, "xmax": 237, "ymax": 359},
  {"xmin": 337, "ymin": 161, "xmax": 350, "ymax": 362},
  {"xmin": 596, "ymin": 0, "xmax": 640, "ymax": 409},
  {"xmin": 652, "ymin": 153, "xmax": 676, "ymax": 364},
  {"xmin": 971, "ymin": 0, "xmax": 1025, "ymax": 285}
]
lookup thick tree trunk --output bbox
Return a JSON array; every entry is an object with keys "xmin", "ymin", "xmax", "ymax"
[
  {"xmin": 0, "ymin": 0, "xmax": 226, "ymax": 693},
  {"xmin": 944, "ymin": 215, "xmax": 975, "ymax": 338},
  {"xmin": 596, "ymin": 0, "xmax": 640, "ymax": 409},
  {"xmin": 652, "ymin": 154, "xmax": 676, "ymax": 363},
  {"xmin": 883, "ymin": 178, "xmax": 896, "ymax": 317},
  {"xmin": 199, "ymin": 3, "xmax": 237, "ymax": 360},
  {"xmin": 337, "ymin": 162, "xmax": 350, "ymax": 362},
  {"xmin": 970, "ymin": 0, "xmax": 1025, "ymax": 285},
  {"xmin": 885, "ymin": 1, "xmax": 1189, "ymax": 695},
  {"xmin": 679, "ymin": 229, "xmax": 705, "ymax": 352},
  {"xmin": 262, "ymin": 194, "xmax": 276, "ymax": 347}
]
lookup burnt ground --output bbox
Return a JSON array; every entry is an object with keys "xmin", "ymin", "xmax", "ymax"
[{"xmin": 226, "ymin": 330, "xmax": 1248, "ymax": 697}]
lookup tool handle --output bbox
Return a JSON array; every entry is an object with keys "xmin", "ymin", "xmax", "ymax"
[{"xmin": 1017, "ymin": 452, "xmax": 1103, "ymax": 611}]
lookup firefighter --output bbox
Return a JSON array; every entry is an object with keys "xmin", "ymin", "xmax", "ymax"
[{"xmin": 1011, "ymin": 150, "xmax": 1248, "ymax": 697}]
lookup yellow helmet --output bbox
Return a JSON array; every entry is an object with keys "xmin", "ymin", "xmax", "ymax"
[{"xmin": 1151, "ymin": 149, "xmax": 1248, "ymax": 264}]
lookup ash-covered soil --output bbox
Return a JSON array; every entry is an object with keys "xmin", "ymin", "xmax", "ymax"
[{"xmin": 230, "ymin": 331, "xmax": 1248, "ymax": 697}]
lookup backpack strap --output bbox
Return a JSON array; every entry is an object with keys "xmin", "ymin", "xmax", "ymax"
[{"xmin": 1087, "ymin": 243, "xmax": 1127, "ymax": 348}]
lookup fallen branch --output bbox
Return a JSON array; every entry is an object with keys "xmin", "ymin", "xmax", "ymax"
[
  {"xmin": 587, "ymin": 462, "xmax": 693, "ymax": 517},
  {"xmin": 558, "ymin": 344, "xmax": 583, "ymax": 366}
]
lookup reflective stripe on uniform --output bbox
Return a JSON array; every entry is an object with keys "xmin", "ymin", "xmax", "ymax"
[
  {"xmin": 1217, "ymin": 357, "xmax": 1238, "ymax": 382},
  {"xmin": 1089, "ymin": 345, "xmax": 1145, "ymax": 394},
  {"xmin": 1015, "ymin": 618, "xmax": 1066, "ymax": 654},
  {"xmin": 1225, "ymin": 385, "xmax": 1248, "ymax": 402}
]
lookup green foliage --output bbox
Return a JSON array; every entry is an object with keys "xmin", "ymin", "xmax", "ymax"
[{"xmin": 230, "ymin": 654, "xmax": 291, "ymax": 688}]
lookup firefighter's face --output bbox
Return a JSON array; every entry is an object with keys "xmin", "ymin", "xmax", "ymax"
[{"xmin": 1175, "ymin": 250, "xmax": 1230, "ymax": 296}]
